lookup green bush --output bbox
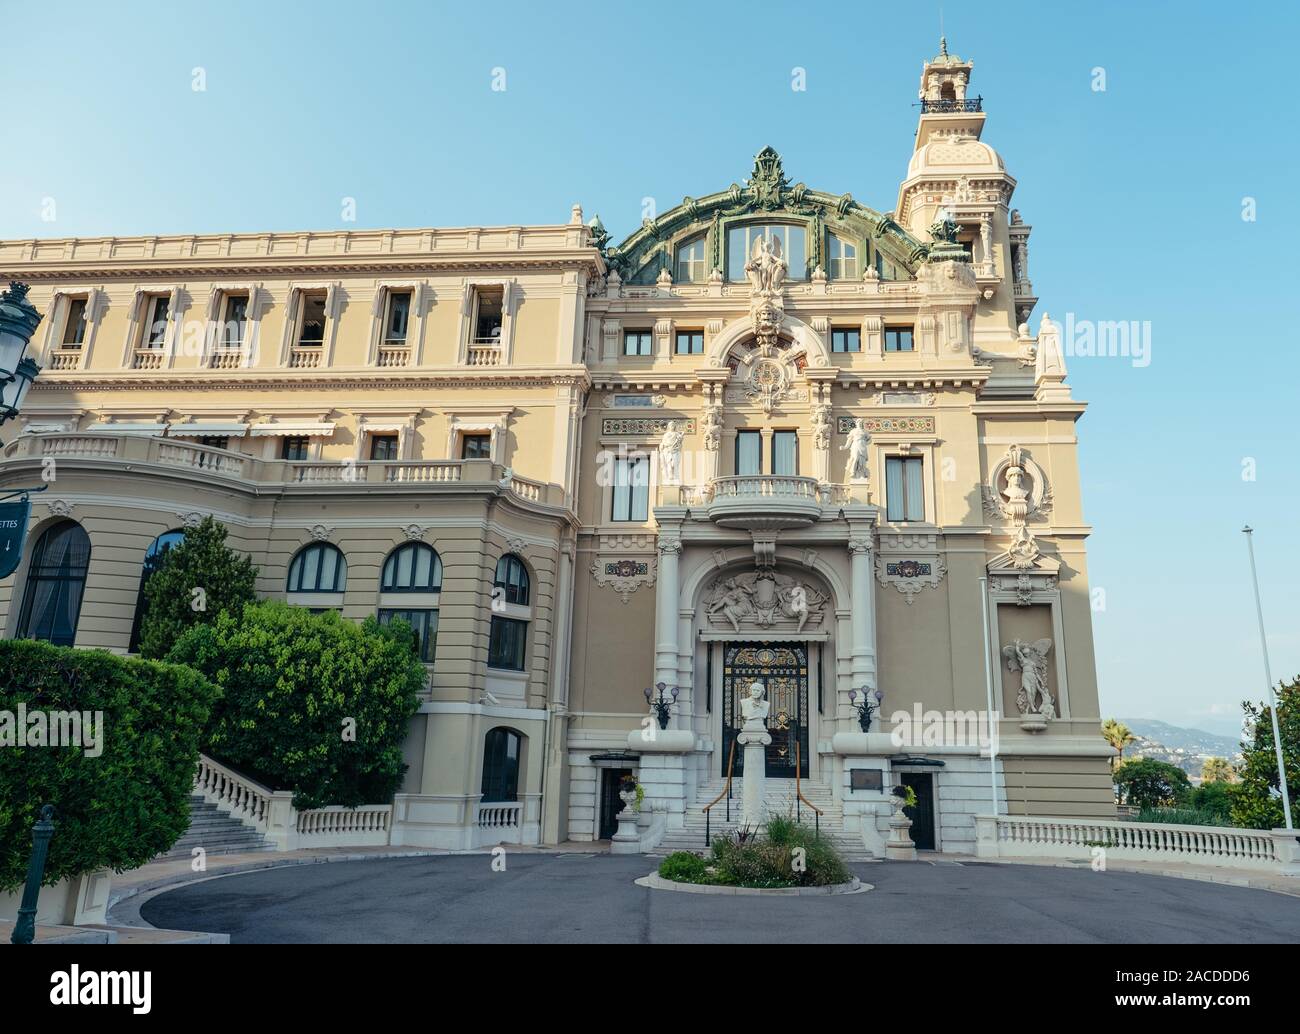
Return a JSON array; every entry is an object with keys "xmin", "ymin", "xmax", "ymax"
[
  {"xmin": 0, "ymin": 640, "xmax": 220, "ymax": 892},
  {"xmin": 1113, "ymin": 757, "xmax": 1191, "ymax": 810},
  {"xmin": 665, "ymin": 820, "xmax": 850, "ymax": 889},
  {"xmin": 138, "ymin": 516, "xmax": 257, "ymax": 660},
  {"xmin": 1233, "ymin": 677, "xmax": 1299, "ymax": 830},
  {"xmin": 1190, "ymin": 781, "xmax": 1235, "ymax": 822},
  {"xmin": 1133, "ymin": 806, "xmax": 1232, "ymax": 827},
  {"xmin": 658, "ymin": 851, "xmax": 709, "ymax": 883},
  {"xmin": 166, "ymin": 601, "xmax": 424, "ymax": 809}
]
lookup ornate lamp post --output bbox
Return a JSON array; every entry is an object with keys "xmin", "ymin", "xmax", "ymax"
[
  {"xmin": 0, "ymin": 282, "xmax": 43, "ymax": 425},
  {"xmin": 847, "ymin": 687, "xmax": 884, "ymax": 732},
  {"xmin": 644, "ymin": 682, "xmax": 679, "ymax": 730},
  {"xmin": 11, "ymin": 805, "xmax": 57, "ymax": 944}
]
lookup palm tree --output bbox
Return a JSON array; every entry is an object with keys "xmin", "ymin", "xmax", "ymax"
[
  {"xmin": 1101, "ymin": 718, "xmax": 1136, "ymax": 772},
  {"xmin": 1201, "ymin": 756, "xmax": 1235, "ymax": 784}
]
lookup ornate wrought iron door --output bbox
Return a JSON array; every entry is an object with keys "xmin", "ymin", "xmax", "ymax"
[{"xmin": 721, "ymin": 643, "xmax": 809, "ymax": 778}]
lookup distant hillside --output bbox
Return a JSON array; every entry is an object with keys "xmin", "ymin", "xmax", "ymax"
[{"xmin": 1117, "ymin": 719, "xmax": 1243, "ymax": 779}]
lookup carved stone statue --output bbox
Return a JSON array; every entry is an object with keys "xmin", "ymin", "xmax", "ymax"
[
  {"xmin": 811, "ymin": 403, "xmax": 833, "ymax": 451},
  {"xmin": 702, "ymin": 404, "xmax": 723, "ymax": 452},
  {"xmin": 739, "ymin": 681, "xmax": 770, "ymax": 731},
  {"xmin": 1003, "ymin": 638, "xmax": 1055, "ymax": 719},
  {"xmin": 841, "ymin": 418, "xmax": 871, "ymax": 481},
  {"xmin": 659, "ymin": 420, "xmax": 683, "ymax": 483},
  {"xmin": 745, "ymin": 234, "xmax": 787, "ymax": 298},
  {"xmin": 704, "ymin": 571, "xmax": 828, "ymax": 633}
]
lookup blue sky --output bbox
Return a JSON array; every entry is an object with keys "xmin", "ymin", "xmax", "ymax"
[{"xmin": 3, "ymin": 1, "xmax": 1296, "ymax": 736}]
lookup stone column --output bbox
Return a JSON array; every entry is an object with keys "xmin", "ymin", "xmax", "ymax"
[
  {"xmin": 737, "ymin": 726, "xmax": 771, "ymax": 829},
  {"xmin": 654, "ymin": 536, "xmax": 682, "ymax": 712},
  {"xmin": 847, "ymin": 534, "xmax": 879, "ymax": 710}
]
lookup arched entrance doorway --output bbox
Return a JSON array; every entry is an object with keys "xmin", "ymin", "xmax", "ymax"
[{"xmin": 720, "ymin": 642, "xmax": 810, "ymax": 778}]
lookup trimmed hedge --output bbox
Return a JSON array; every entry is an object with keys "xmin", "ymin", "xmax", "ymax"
[
  {"xmin": 166, "ymin": 601, "xmax": 425, "ymax": 809},
  {"xmin": 0, "ymin": 640, "xmax": 220, "ymax": 892}
]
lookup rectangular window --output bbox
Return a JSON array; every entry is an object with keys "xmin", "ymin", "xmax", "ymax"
[
  {"xmin": 461, "ymin": 433, "xmax": 491, "ymax": 460},
  {"xmin": 145, "ymin": 296, "xmax": 170, "ymax": 347},
  {"xmin": 675, "ymin": 238, "xmax": 707, "ymax": 283},
  {"xmin": 61, "ymin": 298, "xmax": 88, "ymax": 346},
  {"xmin": 623, "ymin": 330, "xmax": 653, "ymax": 356},
  {"xmin": 827, "ymin": 235, "xmax": 858, "ymax": 279},
  {"xmin": 220, "ymin": 295, "xmax": 249, "ymax": 349},
  {"xmin": 884, "ymin": 327, "xmax": 915, "ymax": 352},
  {"xmin": 726, "ymin": 223, "xmax": 807, "ymax": 282},
  {"xmin": 772, "ymin": 431, "xmax": 798, "ymax": 475},
  {"xmin": 384, "ymin": 290, "xmax": 411, "ymax": 344},
  {"xmin": 369, "ymin": 434, "xmax": 399, "ymax": 461},
  {"xmin": 735, "ymin": 430, "xmax": 762, "ymax": 476},
  {"xmin": 473, "ymin": 286, "xmax": 504, "ymax": 344},
  {"xmin": 379, "ymin": 608, "xmax": 438, "ymax": 664},
  {"xmin": 488, "ymin": 616, "xmax": 528, "ymax": 671},
  {"xmin": 675, "ymin": 330, "xmax": 704, "ymax": 355},
  {"xmin": 611, "ymin": 454, "xmax": 650, "ymax": 522},
  {"xmin": 297, "ymin": 292, "xmax": 327, "ymax": 346},
  {"xmin": 281, "ymin": 436, "xmax": 309, "ymax": 461},
  {"xmin": 885, "ymin": 456, "xmax": 925, "ymax": 522},
  {"xmin": 831, "ymin": 328, "xmax": 861, "ymax": 353},
  {"xmin": 196, "ymin": 436, "xmax": 229, "ymax": 450}
]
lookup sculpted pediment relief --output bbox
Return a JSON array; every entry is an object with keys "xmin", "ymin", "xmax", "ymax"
[{"xmin": 704, "ymin": 570, "xmax": 829, "ymax": 633}]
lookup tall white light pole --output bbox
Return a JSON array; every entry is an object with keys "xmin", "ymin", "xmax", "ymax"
[
  {"xmin": 979, "ymin": 576, "xmax": 998, "ymax": 816},
  {"xmin": 1243, "ymin": 526, "xmax": 1293, "ymax": 830}
]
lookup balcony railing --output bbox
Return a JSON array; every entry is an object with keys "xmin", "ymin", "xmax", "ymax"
[
  {"xmin": 0, "ymin": 432, "xmax": 566, "ymax": 506},
  {"xmin": 918, "ymin": 96, "xmax": 983, "ymax": 113},
  {"xmin": 466, "ymin": 341, "xmax": 503, "ymax": 366},
  {"xmin": 288, "ymin": 346, "xmax": 322, "ymax": 368},
  {"xmin": 704, "ymin": 475, "xmax": 828, "ymax": 530},
  {"xmin": 376, "ymin": 342, "xmax": 411, "ymax": 367}
]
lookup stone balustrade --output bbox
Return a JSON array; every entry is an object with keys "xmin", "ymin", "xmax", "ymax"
[{"xmin": 974, "ymin": 813, "xmax": 1300, "ymax": 875}]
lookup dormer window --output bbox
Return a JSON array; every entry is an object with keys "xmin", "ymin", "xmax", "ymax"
[
  {"xmin": 675, "ymin": 236, "xmax": 707, "ymax": 283},
  {"xmin": 726, "ymin": 223, "xmax": 806, "ymax": 283},
  {"xmin": 827, "ymin": 235, "xmax": 858, "ymax": 279}
]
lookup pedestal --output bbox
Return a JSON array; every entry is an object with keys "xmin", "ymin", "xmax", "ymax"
[
  {"xmin": 737, "ymin": 728, "xmax": 771, "ymax": 830},
  {"xmin": 610, "ymin": 791, "xmax": 641, "ymax": 855},
  {"xmin": 885, "ymin": 798, "xmax": 917, "ymax": 861}
]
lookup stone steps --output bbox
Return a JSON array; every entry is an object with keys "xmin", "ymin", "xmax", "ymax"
[{"xmin": 158, "ymin": 795, "xmax": 274, "ymax": 859}]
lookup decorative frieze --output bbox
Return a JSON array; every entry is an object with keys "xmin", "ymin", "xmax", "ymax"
[
  {"xmin": 874, "ymin": 552, "xmax": 948, "ymax": 604},
  {"xmin": 602, "ymin": 417, "xmax": 695, "ymax": 436},
  {"xmin": 838, "ymin": 416, "xmax": 935, "ymax": 434},
  {"xmin": 590, "ymin": 557, "xmax": 656, "ymax": 604}
]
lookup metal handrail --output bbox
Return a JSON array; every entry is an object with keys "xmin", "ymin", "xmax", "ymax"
[
  {"xmin": 703, "ymin": 738, "xmax": 738, "ymax": 846},
  {"xmin": 794, "ymin": 739, "xmax": 822, "ymax": 838}
]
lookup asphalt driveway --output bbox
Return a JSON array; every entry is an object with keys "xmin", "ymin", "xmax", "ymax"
[{"xmin": 138, "ymin": 853, "xmax": 1300, "ymax": 944}]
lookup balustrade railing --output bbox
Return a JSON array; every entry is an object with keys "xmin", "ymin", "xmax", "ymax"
[
  {"xmin": 476, "ymin": 803, "xmax": 522, "ymax": 829},
  {"xmin": 918, "ymin": 96, "xmax": 983, "ymax": 113}
]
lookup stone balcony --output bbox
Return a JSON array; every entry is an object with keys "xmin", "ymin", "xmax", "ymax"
[
  {"xmin": 0, "ymin": 432, "xmax": 566, "ymax": 506},
  {"xmin": 691, "ymin": 475, "xmax": 862, "ymax": 530}
]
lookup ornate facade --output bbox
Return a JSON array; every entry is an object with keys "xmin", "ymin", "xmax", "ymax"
[{"xmin": 0, "ymin": 42, "xmax": 1113, "ymax": 854}]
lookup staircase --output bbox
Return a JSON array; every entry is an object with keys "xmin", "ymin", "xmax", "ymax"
[
  {"xmin": 654, "ymin": 778, "xmax": 874, "ymax": 861},
  {"xmin": 159, "ymin": 795, "xmax": 273, "ymax": 859}
]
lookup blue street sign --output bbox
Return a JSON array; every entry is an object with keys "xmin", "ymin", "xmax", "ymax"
[{"xmin": 0, "ymin": 497, "xmax": 31, "ymax": 579}]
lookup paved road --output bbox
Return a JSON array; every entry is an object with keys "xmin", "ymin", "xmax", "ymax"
[{"xmin": 139, "ymin": 854, "xmax": 1300, "ymax": 943}]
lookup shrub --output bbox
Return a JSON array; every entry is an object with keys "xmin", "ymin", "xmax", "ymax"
[
  {"xmin": 1233, "ymin": 677, "xmax": 1299, "ymax": 830},
  {"xmin": 667, "ymin": 821, "xmax": 850, "ymax": 889},
  {"xmin": 1190, "ymin": 781, "xmax": 1235, "ymax": 823},
  {"xmin": 1113, "ymin": 757, "xmax": 1191, "ymax": 810},
  {"xmin": 0, "ymin": 640, "xmax": 220, "ymax": 892},
  {"xmin": 166, "ymin": 601, "xmax": 424, "ymax": 809},
  {"xmin": 138, "ymin": 516, "xmax": 257, "ymax": 660},
  {"xmin": 1133, "ymin": 806, "xmax": 1232, "ymax": 827},
  {"xmin": 658, "ymin": 851, "xmax": 709, "ymax": 883}
]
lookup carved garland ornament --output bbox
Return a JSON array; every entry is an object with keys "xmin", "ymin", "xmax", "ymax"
[
  {"xmin": 591, "ymin": 557, "xmax": 656, "ymax": 604},
  {"xmin": 874, "ymin": 552, "xmax": 949, "ymax": 605}
]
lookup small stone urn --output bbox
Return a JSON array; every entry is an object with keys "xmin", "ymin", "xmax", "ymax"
[
  {"xmin": 610, "ymin": 785, "xmax": 641, "ymax": 855},
  {"xmin": 884, "ymin": 786, "xmax": 917, "ymax": 861}
]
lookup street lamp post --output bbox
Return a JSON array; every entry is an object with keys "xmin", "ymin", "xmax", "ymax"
[
  {"xmin": 0, "ymin": 281, "xmax": 43, "ymax": 424},
  {"xmin": 1243, "ymin": 526, "xmax": 1293, "ymax": 830}
]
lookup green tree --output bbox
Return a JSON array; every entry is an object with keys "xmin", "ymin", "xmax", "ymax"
[
  {"xmin": 1113, "ymin": 757, "xmax": 1191, "ymax": 810},
  {"xmin": 1201, "ymin": 756, "xmax": 1235, "ymax": 784},
  {"xmin": 0, "ymin": 640, "xmax": 219, "ymax": 890},
  {"xmin": 1101, "ymin": 718, "xmax": 1136, "ymax": 771},
  {"xmin": 166, "ymin": 601, "xmax": 425, "ymax": 809},
  {"xmin": 1231, "ymin": 676, "xmax": 1299, "ymax": 830},
  {"xmin": 138, "ymin": 515, "xmax": 258, "ymax": 659}
]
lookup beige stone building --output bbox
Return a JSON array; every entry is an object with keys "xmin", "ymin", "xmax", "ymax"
[{"xmin": 0, "ymin": 43, "xmax": 1113, "ymax": 855}]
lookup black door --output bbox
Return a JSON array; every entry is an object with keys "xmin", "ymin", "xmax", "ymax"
[
  {"xmin": 901, "ymin": 772, "xmax": 936, "ymax": 850},
  {"xmin": 720, "ymin": 643, "xmax": 809, "ymax": 778},
  {"xmin": 598, "ymin": 768, "xmax": 633, "ymax": 840}
]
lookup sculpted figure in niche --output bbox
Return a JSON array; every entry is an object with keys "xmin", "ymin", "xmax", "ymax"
[
  {"xmin": 659, "ymin": 420, "xmax": 684, "ymax": 483},
  {"xmin": 1004, "ymin": 638, "xmax": 1056, "ymax": 719},
  {"xmin": 746, "ymin": 234, "xmax": 788, "ymax": 297},
  {"xmin": 841, "ymin": 418, "xmax": 871, "ymax": 481}
]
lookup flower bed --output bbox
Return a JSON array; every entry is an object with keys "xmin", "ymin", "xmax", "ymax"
[{"xmin": 657, "ymin": 815, "xmax": 851, "ymax": 890}]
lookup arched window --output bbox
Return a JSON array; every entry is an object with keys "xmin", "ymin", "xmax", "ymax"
[
  {"xmin": 494, "ymin": 554, "xmax": 529, "ymax": 606},
  {"xmin": 287, "ymin": 542, "xmax": 347, "ymax": 594},
  {"xmin": 381, "ymin": 542, "xmax": 442, "ymax": 592},
  {"xmin": 128, "ymin": 529, "xmax": 185, "ymax": 652},
  {"xmin": 481, "ymin": 727, "xmax": 522, "ymax": 803},
  {"xmin": 726, "ymin": 222, "xmax": 807, "ymax": 282},
  {"xmin": 17, "ymin": 521, "xmax": 92, "ymax": 647},
  {"xmin": 674, "ymin": 234, "xmax": 708, "ymax": 283}
]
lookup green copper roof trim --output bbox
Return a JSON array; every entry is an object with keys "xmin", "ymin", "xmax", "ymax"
[{"xmin": 598, "ymin": 148, "xmax": 931, "ymax": 284}]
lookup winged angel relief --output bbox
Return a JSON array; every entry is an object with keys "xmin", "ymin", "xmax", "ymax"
[
  {"xmin": 705, "ymin": 571, "xmax": 827, "ymax": 633},
  {"xmin": 1002, "ymin": 638, "xmax": 1056, "ymax": 719},
  {"xmin": 744, "ymin": 234, "xmax": 788, "ymax": 298}
]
